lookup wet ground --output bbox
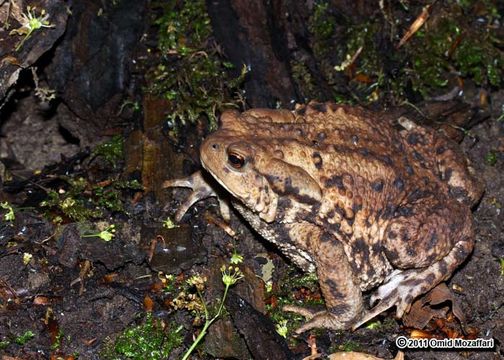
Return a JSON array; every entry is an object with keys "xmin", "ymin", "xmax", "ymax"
[{"xmin": 0, "ymin": 1, "xmax": 503, "ymax": 359}]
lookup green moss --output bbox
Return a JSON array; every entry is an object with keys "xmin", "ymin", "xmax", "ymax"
[
  {"xmin": 101, "ymin": 313, "xmax": 183, "ymax": 360},
  {"xmin": 484, "ymin": 151, "xmax": 498, "ymax": 166},
  {"xmin": 148, "ymin": 0, "xmax": 245, "ymax": 137},
  {"xmin": 303, "ymin": 1, "xmax": 502, "ymax": 104},
  {"xmin": 92, "ymin": 135, "xmax": 124, "ymax": 168},
  {"xmin": 14, "ymin": 330, "xmax": 35, "ymax": 346},
  {"xmin": 41, "ymin": 177, "xmax": 142, "ymax": 222},
  {"xmin": 309, "ymin": 2, "xmax": 336, "ymax": 46},
  {"xmin": 0, "ymin": 330, "xmax": 35, "ymax": 350},
  {"xmin": 407, "ymin": 12, "xmax": 503, "ymax": 96}
]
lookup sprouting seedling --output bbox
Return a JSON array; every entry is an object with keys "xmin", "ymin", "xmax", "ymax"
[
  {"xmin": 82, "ymin": 224, "xmax": 116, "ymax": 241},
  {"xmin": 0, "ymin": 201, "xmax": 15, "ymax": 221},
  {"xmin": 181, "ymin": 264, "xmax": 244, "ymax": 360},
  {"xmin": 10, "ymin": 6, "xmax": 55, "ymax": 51}
]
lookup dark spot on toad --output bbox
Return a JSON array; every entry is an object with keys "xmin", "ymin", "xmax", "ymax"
[
  {"xmin": 385, "ymin": 248, "xmax": 399, "ymax": 262},
  {"xmin": 310, "ymin": 102, "xmax": 327, "ymax": 113},
  {"xmin": 372, "ymin": 243, "xmax": 382, "ymax": 253},
  {"xmin": 325, "ymin": 279, "xmax": 346, "ymax": 299},
  {"xmin": 276, "ymin": 198, "xmax": 292, "ymax": 219},
  {"xmin": 320, "ymin": 232, "xmax": 333, "ymax": 243},
  {"xmin": 405, "ymin": 164, "xmax": 414, "ymax": 176},
  {"xmin": 388, "ymin": 231, "xmax": 397, "ymax": 239},
  {"xmin": 425, "ymin": 274, "xmax": 435, "ymax": 284},
  {"xmin": 393, "ymin": 177, "xmax": 404, "ymax": 190},
  {"xmin": 328, "ymin": 223, "xmax": 341, "ymax": 234},
  {"xmin": 454, "ymin": 246, "xmax": 470, "ymax": 262},
  {"xmin": 443, "ymin": 168, "xmax": 453, "ymax": 182},
  {"xmin": 329, "ymin": 304, "xmax": 351, "ymax": 315},
  {"xmin": 381, "ymin": 155, "xmax": 393, "ymax": 165},
  {"xmin": 296, "ymin": 107, "xmax": 306, "ymax": 116},
  {"xmin": 317, "ymin": 132, "xmax": 327, "ymax": 142},
  {"xmin": 383, "ymin": 204, "xmax": 396, "ymax": 220},
  {"xmin": 436, "ymin": 146, "xmax": 446, "ymax": 155},
  {"xmin": 401, "ymin": 230, "xmax": 410, "ymax": 242},
  {"xmin": 354, "ymin": 238, "xmax": 370, "ymax": 261},
  {"xmin": 407, "ymin": 133, "xmax": 421, "ymax": 145},
  {"xmin": 325, "ymin": 175, "xmax": 344, "ymax": 189},
  {"xmin": 438, "ymin": 261, "xmax": 448, "ymax": 276},
  {"xmin": 372, "ymin": 180, "xmax": 384, "ymax": 192},
  {"xmin": 223, "ymin": 168, "xmax": 230, "ymax": 174},
  {"xmin": 347, "ymin": 217, "xmax": 354, "ymax": 226},
  {"xmin": 359, "ymin": 148, "xmax": 369, "ymax": 156},
  {"xmin": 366, "ymin": 268, "xmax": 375, "ymax": 280},
  {"xmin": 312, "ymin": 152, "xmax": 323, "ymax": 169},
  {"xmin": 413, "ymin": 151, "xmax": 424, "ymax": 162},
  {"xmin": 352, "ymin": 203, "xmax": 362, "ymax": 213},
  {"xmin": 406, "ymin": 247, "xmax": 417, "ymax": 257},
  {"xmin": 334, "ymin": 206, "xmax": 346, "ymax": 218},
  {"xmin": 429, "ymin": 232, "xmax": 438, "ymax": 247},
  {"xmin": 404, "ymin": 294, "xmax": 414, "ymax": 304},
  {"xmin": 351, "ymin": 135, "xmax": 359, "ymax": 145},
  {"xmin": 396, "ymin": 206, "xmax": 413, "ymax": 217},
  {"xmin": 408, "ymin": 189, "xmax": 427, "ymax": 202},
  {"xmin": 329, "ymin": 102, "xmax": 340, "ymax": 111}
]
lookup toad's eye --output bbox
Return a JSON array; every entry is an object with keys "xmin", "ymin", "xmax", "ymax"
[{"xmin": 227, "ymin": 152, "xmax": 245, "ymax": 169}]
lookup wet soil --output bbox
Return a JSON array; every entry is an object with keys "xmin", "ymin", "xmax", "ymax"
[{"xmin": 0, "ymin": 1, "xmax": 503, "ymax": 359}]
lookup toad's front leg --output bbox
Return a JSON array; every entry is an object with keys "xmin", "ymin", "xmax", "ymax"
[
  {"xmin": 282, "ymin": 222, "xmax": 365, "ymax": 333},
  {"xmin": 163, "ymin": 171, "xmax": 231, "ymax": 221}
]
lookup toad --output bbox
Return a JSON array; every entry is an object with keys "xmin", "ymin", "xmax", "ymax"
[{"xmin": 164, "ymin": 102, "xmax": 483, "ymax": 333}]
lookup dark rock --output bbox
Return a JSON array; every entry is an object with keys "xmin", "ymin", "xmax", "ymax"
[
  {"xmin": 145, "ymin": 224, "xmax": 207, "ymax": 273},
  {"xmin": 226, "ymin": 291, "xmax": 293, "ymax": 360},
  {"xmin": 58, "ymin": 223, "xmax": 81, "ymax": 268}
]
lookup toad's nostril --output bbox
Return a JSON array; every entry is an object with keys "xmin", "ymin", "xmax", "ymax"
[{"xmin": 211, "ymin": 143, "xmax": 219, "ymax": 150}]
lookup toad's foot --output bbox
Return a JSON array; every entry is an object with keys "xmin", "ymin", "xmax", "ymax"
[
  {"xmin": 352, "ymin": 269, "xmax": 431, "ymax": 330},
  {"xmin": 283, "ymin": 305, "xmax": 351, "ymax": 333},
  {"xmin": 163, "ymin": 171, "xmax": 230, "ymax": 221}
]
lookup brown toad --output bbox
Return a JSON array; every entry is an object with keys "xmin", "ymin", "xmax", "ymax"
[{"xmin": 164, "ymin": 102, "xmax": 483, "ymax": 333}]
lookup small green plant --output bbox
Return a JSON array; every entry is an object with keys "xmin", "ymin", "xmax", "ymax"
[
  {"xmin": 10, "ymin": 6, "xmax": 55, "ymax": 51},
  {"xmin": 275, "ymin": 319, "xmax": 289, "ymax": 338},
  {"xmin": 41, "ymin": 177, "xmax": 142, "ymax": 222},
  {"xmin": 14, "ymin": 330, "xmax": 35, "ymax": 345},
  {"xmin": 230, "ymin": 250, "xmax": 243, "ymax": 265},
  {"xmin": 50, "ymin": 329, "xmax": 63, "ymax": 350},
  {"xmin": 108, "ymin": 313, "xmax": 183, "ymax": 360},
  {"xmin": 485, "ymin": 151, "xmax": 498, "ymax": 166},
  {"xmin": 365, "ymin": 320, "xmax": 382, "ymax": 330},
  {"xmin": 82, "ymin": 224, "xmax": 116, "ymax": 242},
  {"xmin": 148, "ymin": 0, "xmax": 246, "ymax": 137},
  {"xmin": 500, "ymin": 258, "xmax": 504, "ymax": 276},
  {"xmin": 91, "ymin": 135, "xmax": 124, "ymax": 168},
  {"xmin": 162, "ymin": 217, "xmax": 178, "ymax": 229},
  {"xmin": 0, "ymin": 330, "xmax": 35, "ymax": 350},
  {"xmin": 0, "ymin": 201, "xmax": 15, "ymax": 221},
  {"xmin": 117, "ymin": 100, "xmax": 141, "ymax": 115},
  {"xmin": 181, "ymin": 265, "xmax": 244, "ymax": 360}
]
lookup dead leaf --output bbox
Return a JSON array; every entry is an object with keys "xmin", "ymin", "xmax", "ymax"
[
  {"xmin": 328, "ymin": 352, "xmax": 384, "ymax": 360},
  {"xmin": 33, "ymin": 295, "xmax": 50, "ymax": 305},
  {"xmin": 402, "ymin": 283, "xmax": 465, "ymax": 329},
  {"xmin": 397, "ymin": 4, "xmax": 432, "ymax": 48},
  {"xmin": 143, "ymin": 294, "xmax": 154, "ymax": 312}
]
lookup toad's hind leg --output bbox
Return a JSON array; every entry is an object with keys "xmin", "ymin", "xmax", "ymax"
[
  {"xmin": 282, "ymin": 223, "xmax": 365, "ymax": 333},
  {"xmin": 353, "ymin": 198, "xmax": 474, "ymax": 329}
]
